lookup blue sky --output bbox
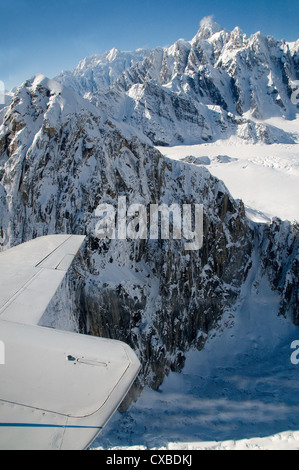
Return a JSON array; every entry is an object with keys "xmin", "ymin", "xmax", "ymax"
[{"xmin": 1, "ymin": 0, "xmax": 299, "ymax": 90}]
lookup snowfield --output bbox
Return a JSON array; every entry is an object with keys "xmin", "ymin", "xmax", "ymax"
[
  {"xmin": 92, "ymin": 116, "xmax": 299, "ymax": 452},
  {"xmin": 157, "ymin": 116, "xmax": 299, "ymax": 223}
]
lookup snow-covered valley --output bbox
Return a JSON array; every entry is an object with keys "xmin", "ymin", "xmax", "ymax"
[{"xmin": 157, "ymin": 116, "xmax": 299, "ymax": 223}]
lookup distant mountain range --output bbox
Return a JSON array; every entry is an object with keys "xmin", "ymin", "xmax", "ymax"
[{"xmin": 55, "ymin": 17, "xmax": 299, "ymax": 145}]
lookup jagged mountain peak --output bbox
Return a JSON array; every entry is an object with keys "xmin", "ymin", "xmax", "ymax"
[
  {"xmin": 230, "ymin": 26, "xmax": 246, "ymax": 42},
  {"xmin": 18, "ymin": 73, "xmax": 100, "ymax": 117},
  {"xmin": 194, "ymin": 16, "xmax": 225, "ymax": 41},
  {"xmin": 76, "ymin": 47, "xmax": 150, "ymax": 70},
  {"xmin": 27, "ymin": 73, "xmax": 63, "ymax": 95},
  {"xmin": 106, "ymin": 47, "xmax": 120, "ymax": 62},
  {"xmin": 55, "ymin": 47, "xmax": 151, "ymax": 95},
  {"xmin": 199, "ymin": 15, "xmax": 223, "ymax": 33},
  {"xmin": 0, "ymin": 73, "xmax": 107, "ymax": 167}
]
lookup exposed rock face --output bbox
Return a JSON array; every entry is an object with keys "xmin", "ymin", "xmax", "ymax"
[
  {"xmin": 259, "ymin": 219, "xmax": 299, "ymax": 325},
  {"xmin": 74, "ymin": 154, "xmax": 254, "ymax": 398}
]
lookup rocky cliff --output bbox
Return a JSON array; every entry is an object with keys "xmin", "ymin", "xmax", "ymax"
[{"xmin": 259, "ymin": 219, "xmax": 299, "ymax": 325}]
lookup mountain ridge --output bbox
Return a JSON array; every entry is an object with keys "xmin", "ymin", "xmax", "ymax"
[{"xmin": 54, "ymin": 19, "xmax": 299, "ymax": 146}]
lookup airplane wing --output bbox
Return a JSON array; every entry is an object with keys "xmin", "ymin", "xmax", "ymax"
[
  {"xmin": 0, "ymin": 234, "xmax": 85, "ymax": 325},
  {"xmin": 0, "ymin": 235, "xmax": 141, "ymax": 450}
]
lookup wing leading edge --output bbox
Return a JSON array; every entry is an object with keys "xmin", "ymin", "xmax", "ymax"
[{"xmin": 0, "ymin": 235, "xmax": 85, "ymax": 326}]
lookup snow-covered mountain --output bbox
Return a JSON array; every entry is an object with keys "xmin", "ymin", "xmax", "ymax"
[
  {"xmin": 56, "ymin": 17, "xmax": 299, "ymax": 145},
  {"xmin": 55, "ymin": 48, "xmax": 150, "ymax": 97},
  {"xmin": 0, "ymin": 20, "xmax": 298, "ymax": 449}
]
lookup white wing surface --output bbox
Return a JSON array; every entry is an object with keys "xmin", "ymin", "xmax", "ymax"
[
  {"xmin": 0, "ymin": 235, "xmax": 141, "ymax": 450},
  {"xmin": 0, "ymin": 235, "xmax": 85, "ymax": 325}
]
